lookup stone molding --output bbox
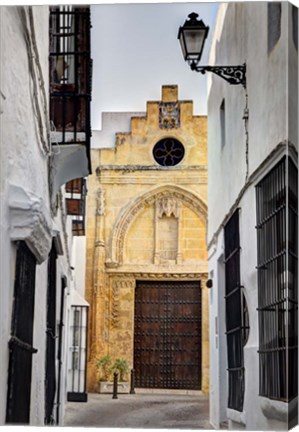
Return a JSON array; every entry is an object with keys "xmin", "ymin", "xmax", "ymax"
[
  {"xmin": 108, "ymin": 272, "xmax": 208, "ymax": 281},
  {"xmin": 8, "ymin": 183, "xmax": 53, "ymax": 263},
  {"xmin": 96, "ymin": 165, "xmax": 207, "ymax": 173},
  {"xmin": 109, "ymin": 185, "xmax": 207, "ymax": 265}
]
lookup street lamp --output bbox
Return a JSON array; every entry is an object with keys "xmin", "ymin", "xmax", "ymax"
[{"xmin": 178, "ymin": 13, "xmax": 246, "ymax": 88}]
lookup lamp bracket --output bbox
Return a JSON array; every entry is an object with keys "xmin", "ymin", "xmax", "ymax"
[{"xmin": 190, "ymin": 62, "xmax": 246, "ymax": 88}]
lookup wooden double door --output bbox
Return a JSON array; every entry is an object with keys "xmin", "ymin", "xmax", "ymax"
[{"xmin": 134, "ymin": 280, "xmax": 201, "ymax": 390}]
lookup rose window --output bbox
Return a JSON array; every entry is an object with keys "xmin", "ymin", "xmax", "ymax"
[{"xmin": 153, "ymin": 138, "xmax": 185, "ymax": 166}]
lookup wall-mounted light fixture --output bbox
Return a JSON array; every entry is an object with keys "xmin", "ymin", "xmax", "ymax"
[
  {"xmin": 206, "ymin": 279, "xmax": 213, "ymax": 289},
  {"xmin": 178, "ymin": 13, "xmax": 246, "ymax": 88}
]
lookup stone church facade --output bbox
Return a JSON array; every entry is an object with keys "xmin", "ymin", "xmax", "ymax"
[{"xmin": 85, "ymin": 85, "xmax": 209, "ymax": 393}]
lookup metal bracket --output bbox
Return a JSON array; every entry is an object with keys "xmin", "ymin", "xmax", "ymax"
[{"xmin": 190, "ymin": 62, "xmax": 247, "ymax": 88}]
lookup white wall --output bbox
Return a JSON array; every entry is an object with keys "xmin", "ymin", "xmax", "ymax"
[
  {"xmin": 207, "ymin": 2, "xmax": 298, "ymax": 430},
  {"xmin": 92, "ymin": 112, "xmax": 144, "ymax": 149},
  {"xmin": 72, "ymin": 236, "xmax": 87, "ymax": 298},
  {"xmin": 0, "ymin": 6, "xmax": 75, "ymax": 425},
  {"xmin": 0, "ymin": 6, "xmax": 50, "ymax": 424},
  {"xmin": 207, "ymin": 2, "xmax": 297, "ymax": 245}
]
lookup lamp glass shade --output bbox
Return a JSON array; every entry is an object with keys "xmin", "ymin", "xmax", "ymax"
[{"xmin": 178, "ymin": 14, "xmax": 209, "ymax": 63}]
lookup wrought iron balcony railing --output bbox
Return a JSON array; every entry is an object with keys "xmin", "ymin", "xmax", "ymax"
[{"xmin": 49, "ymin": 6, "xmax": 92, "ymax": 175}]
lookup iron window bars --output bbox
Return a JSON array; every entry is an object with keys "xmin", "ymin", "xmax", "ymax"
[
  {"xmin": 45, "ymin": 244, "xmax": 57, "ymax": 425},
  {"xmin": 67, "ymin": 306, "xmax": 88, "ymax": 402},
  {"xmin": 256, "ymin": 156, "xmax": 298, "ymax": 401},
  {"xmin": 49, "ymin": 6, "xmax": 92, "ymax": 173},
  {"xmin": 224, "ymin": 209, "xmax": 249, "ymax": 412},
  {"xmin": 6, "ymin": 242, "xmax": 37, "ymax": 424}
]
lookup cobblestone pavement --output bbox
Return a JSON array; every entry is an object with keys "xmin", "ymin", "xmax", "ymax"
[{"xmin": 64, "ymin": 392, "xmax": 213, "ymax": 429}]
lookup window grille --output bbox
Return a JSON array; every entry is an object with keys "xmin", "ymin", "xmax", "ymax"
[
  {"xmin": 49, "ymin": 6, "xmax": 92, "ymax": 173},
  {"xmin": 256, "ymin": 156, "xmax": 298, "ymax": 401},
  {"xmin": 224, "ymin": 209, "xmax": 248, "ymax": 412},
  {"xmin": 45, "ymin": 245, "xmax": 57, "ymax": 425},
  {"xmin": 67, "ymin": 306, "xmax": 88, "ymax": 402},
  {"xmin": 56, "ymin": 276, "xmax": 67, "ymax": 424},
  {"xmin": 6, "ymin": 242, "xmax": 37, "ymax": 424}
]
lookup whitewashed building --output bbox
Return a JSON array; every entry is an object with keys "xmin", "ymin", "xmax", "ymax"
[
  {"xmin": 0, "ymin": 6, "xmax": 92, "ymax": 425},
  {"xmin": 207, "ymin": 2, "xmax": 298, "ymax": 430}
]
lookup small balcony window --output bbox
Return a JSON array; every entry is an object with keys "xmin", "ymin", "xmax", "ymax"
[{"xmin": 65, "ymin": 178, "xmax": 87, "ymax": 236}]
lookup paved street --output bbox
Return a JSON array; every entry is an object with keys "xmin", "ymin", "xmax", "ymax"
[{"xmin": 64, "ymin": 392, "xmax": 212, "ymax": 429}]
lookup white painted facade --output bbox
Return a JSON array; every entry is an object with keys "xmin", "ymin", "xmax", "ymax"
[
  {"xmin": 0, "ymin": 6, "xmax": 89, "ymax": 425},
  {"xmin": 207, "ymin": 2, "xmax": 298, "ymax": 430},
  {"xmin": 92, "ymin": 112, "xmax": 145, "ymax": 149}
]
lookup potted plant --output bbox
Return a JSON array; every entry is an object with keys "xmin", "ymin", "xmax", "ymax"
[
  {"xmin": 95, "ymin": 355, "xmax": 130, "ymax": 394},
  {"xmin": 96, "ymin": 355, "xmax": 112, "ymax": 392},
  {"xmin": 111, "ymin": 358, "xmax": 129, "ymax": 382}
]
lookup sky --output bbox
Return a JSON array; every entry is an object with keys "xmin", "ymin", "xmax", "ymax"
[{"xmin": 90, "ymin": 2, "xmax": 219, "ymax": 130}]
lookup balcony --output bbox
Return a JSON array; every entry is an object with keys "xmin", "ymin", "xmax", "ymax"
[{"xmin": 49, "ymin": 6, "xmax": 92, "ymax": 207}]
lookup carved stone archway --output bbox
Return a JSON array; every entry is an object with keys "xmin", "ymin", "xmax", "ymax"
[{"xmin": 108, "ymin": 185, "xmax": 207, "ymax": 265}]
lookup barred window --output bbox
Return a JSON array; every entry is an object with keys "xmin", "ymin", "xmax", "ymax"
[
  {"xmin": 256, "ymin": 156, "xmax": 298, "ymax": 401},
  {"xmin": 6, "ymin": 242, "xmax": 37, "ymax": 424},
  {"xmin": 224, "ymin": 209, "xmax": 249, "ymax": 411},
  {"xmin": 68, "ymin": 306, "xmax": 88, "ymax": 401}
]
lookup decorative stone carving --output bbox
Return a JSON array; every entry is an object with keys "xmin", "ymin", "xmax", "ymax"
[
  {"xmin": 96, "ymin": 187, "xmax": 105, "ymax": 216},
  {"xmin": 110, "ymin": 278, "xmax": 135, "ymax": 329},
  {"xmin": 110, "ymin": 185, "xmax": 207, "ymax": 265},
  {"xmin": 104, "ymin": 299, "xmax": 109, "ymax": 341},
  {"xmin": 8, "ymin": 183, "xmax": 53, "ymax": 263},
  {"xmin": 155, "ymin": 196, "xmax": 181, "ymax": 264},
  {"xmin": 108, "ymin": 272, "xmax": 204, "ymax": 280},
  {"xmin": 159, "ymin": 102, "xmax": 180, "ymax": 129},
  {"xmin": 156, "ymin": 197, "xmax": 179, "ymax": 218},
  {"xmin": 111, "ymin": 281, "xmax": 120, "ymax": 329}
]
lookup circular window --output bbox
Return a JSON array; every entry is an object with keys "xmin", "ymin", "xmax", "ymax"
[{"xmin": 153, "ymin": 138, "xmax": 185, "ymax": 166}]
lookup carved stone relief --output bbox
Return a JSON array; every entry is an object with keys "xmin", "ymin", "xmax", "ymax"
[
  {"xmin": 155, "ymin": 196, "xmax": 181, "ymax": 264},
  {"xmin": 111, "ymin": 281, "xmax": 120, "ymax": 329},
  {"xmin": 110, "ymin": 278, "xmax": 135, "ymax": 329},
  {"xmin": 96, "ymin": 187, "xmax": 105, "ymax": 216},
  {"xmin": 110, "ymin": 186, "xmax": 207, "ymax": 265},
  {"xmin": 156, "ymin": 196, "xmax": 179, "ymax": 218}
]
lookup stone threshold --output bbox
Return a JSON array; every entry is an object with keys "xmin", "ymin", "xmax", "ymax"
[{"xmin": 135, "ymin": 388, "xmax": 203, "ymax": 396}]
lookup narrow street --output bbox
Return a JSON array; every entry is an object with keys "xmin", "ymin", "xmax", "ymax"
[{"xmin": 64, "ymin": 392, "xmax": 212, "ymax": 429}]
